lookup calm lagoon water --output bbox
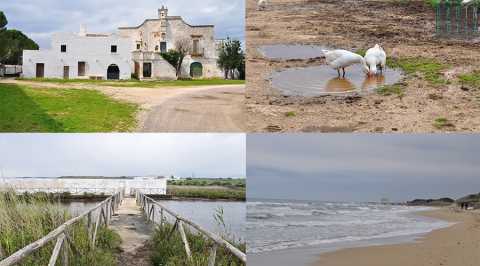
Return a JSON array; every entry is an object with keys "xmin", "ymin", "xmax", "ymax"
[{"xmin": 63, "ymin": 200, "xmax": 245, "ymax": 239}]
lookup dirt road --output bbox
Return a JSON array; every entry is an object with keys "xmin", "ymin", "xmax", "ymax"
[
  {"xmin": 1, "ymin": 79, "xmax": 245, "ymax": 132},
  {"xmin": 246, "ymin": 0, "xmax": 480, "ymax": 132},
  {"xmin": 141, "ymin": 85, "xmax": 245, "ymax": 132}
]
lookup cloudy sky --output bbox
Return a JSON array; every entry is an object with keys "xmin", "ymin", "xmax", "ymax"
[
  {"xmin": 0, "ymin": 134, "xmax": 245, "ymax": 178},
  {"xmin": 247, "ymin": 134, "xmax": 480, "ymax": 202},
  {"xmin": 1, "ymin": 0, "xmax": 244, "ymax": 48}
]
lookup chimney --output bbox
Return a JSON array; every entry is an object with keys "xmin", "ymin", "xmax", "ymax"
[{"xmin": 79, "ymin": 24, "xmax": 87, "ymax": 36}]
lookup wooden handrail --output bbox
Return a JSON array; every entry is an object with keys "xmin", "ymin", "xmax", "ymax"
[
  {"xmin": 0, "ymin": 191, "xmax": 123, "ymax": 266},
  {"xmin": 136, "ymin": 192, "xmax": 246, "ymax": 264}
]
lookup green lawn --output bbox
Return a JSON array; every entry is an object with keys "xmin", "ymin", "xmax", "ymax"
[
  {"xmin": 0, "ymin": 83, "xmax": 138, "ymax": 132},
  {"xmin": 17, "ymin": 78, "xmax": 245, "ymax": 88}
]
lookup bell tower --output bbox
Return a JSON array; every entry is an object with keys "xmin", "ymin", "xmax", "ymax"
[{"xmin": 158, "ymin": 6, "xmax": 168, "ymax": 19}]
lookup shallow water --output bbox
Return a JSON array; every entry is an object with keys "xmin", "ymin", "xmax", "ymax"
[
  {"xmin": 258, "ymin": 44, "xmax": 328, "ymax": 60},
  {"xmin": 152, "ymin": 200, "xmax": 245, "ymax": 239},
  {"xmin": 271, "ymin": 65, "xmax": 403, "ymax": 97},
  {"xmin": 247, "ymin": 200, "xmax": 451, "ymax": 255}
]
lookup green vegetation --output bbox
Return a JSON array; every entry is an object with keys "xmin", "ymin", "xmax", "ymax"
[
  {"xmin": 217, "ymin": 38, "xmax": 245, "ymax": 80},
  {"xmin": 0, "ymin": 191, "xmax": 121, "ymax": 265},
  {"xmin": 0, "ymin": 83, "xmax": 138, "ymax": 132},
  {"xmin": 285, "ymin": 111, "xmax": 296, "ymax": 117},
  {"xmin": 168, "ymin": 178, "xmax": 245, "ymax": 188},
  {"xmin": 387, "ymin": 57, "xmax": 447, "ymax": 85},
  {"xmin": 433, "ymin": 117, "xmax": 455, "ymax": 129},
  {"xmin": 458, "ymin": 71, "xmax": 480, "ymax": 89},
  {"xmin": 0, "ymin": 11, "xmax": 39, "ymax": 65},
  {"xmin": 16, "ymin": 78, "xmax": 245, "ymax": 88},
  {"xmin": 161, "ymin": 50, "xmax": 182, "ymax": 77},
  {"xmin": 151, "ymin": 212, "xmax": 245, "ymax": 266},
  {"xmin": 376, "ymin": 84, "xmax": 405, "ymax": 98},
  {"xmin": 167, "ymin": 186, "xmax": 245, "ymax": 201}
]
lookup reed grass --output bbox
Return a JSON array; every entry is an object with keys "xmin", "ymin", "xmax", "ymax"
[
  {"xmin": 150, "ymin": 210, "xmax": 245, "ymax": 266},
  {"xmin": 0, "ymin": 191, "xmax": 120, "ymax": 265}
]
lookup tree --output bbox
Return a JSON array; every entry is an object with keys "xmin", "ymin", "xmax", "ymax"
[
  {"xmin": 0, "ymin": 11, "xmax": 38, "ymax": 65},
  {"xmin": 0, "ymin": 30, "xmax": 39, "ymax": 65},
  {"xmin": 0, "ymin": 11, "xmax": 7, "ymax": 31},
  {"xmin": 161, "ymin": 49, "xmax": 181, "ymax": 71},
  {"xmin": 217, "ymin": 38, "xmax": 245, "ymax": 80},
  {"xmin": 174, "ymin": 38, "xmax": 191, "ymax": 78},
  {"xmin": 160, "ymin": 38, "xmax": 192, "ymax": 78}
]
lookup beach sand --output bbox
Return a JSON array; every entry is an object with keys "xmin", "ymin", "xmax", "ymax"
[{"xmin": 316, "ymin": 208, "xmax": 480, "ymax": 266}]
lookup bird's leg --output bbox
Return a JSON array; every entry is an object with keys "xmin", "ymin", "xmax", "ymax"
[
  {"xmin": 337, "ymin": 68, "xmax": 341, "ymax": 77},
  {"xmin": 342, "ymin": 68, "xmax": 346, "ymax": 78}
]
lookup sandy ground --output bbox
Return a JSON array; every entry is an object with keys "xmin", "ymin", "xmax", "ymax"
[
  {"xmin": 316, "ymin": 208, "xmax": 480, "ymax": 266},
  {"xmin": 0, "ymin": 79, "xmax": 245, "ymax": 132},
  {"xmin": 246, "ymin": 0, "xmax": 480, "ymax": 132},
  {"xmin": 110, "ymin": 197, "xmax": 153, "ymax": 266}
]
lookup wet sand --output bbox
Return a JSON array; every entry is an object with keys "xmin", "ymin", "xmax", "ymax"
[{"xmin": 316, "ymin": 208, "xmax": 480, "ymax": 266}]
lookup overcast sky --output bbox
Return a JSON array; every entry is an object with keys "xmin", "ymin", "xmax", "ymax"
[
  {"xmin": 0, "ymin": 134, "xmax": 245, "ymax": 178},
  {"xmin": 1, "ymin": 0, "xmax": 244, "ymax": 48},
  {"xmin": 247, "ymin": 134, "xmax": 480, "ymax": 202}
]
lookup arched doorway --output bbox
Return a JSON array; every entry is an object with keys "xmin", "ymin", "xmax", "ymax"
[
  {"xmin": 107, "ymin": 64, "xmax": 120, "ymax": 80},
  {"xmin": 190, "ymin": 62, "xmax": 203, "ymax": 78}
]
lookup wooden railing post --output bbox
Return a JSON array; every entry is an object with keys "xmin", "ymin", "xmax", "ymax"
[
  {"xmin": 61, "ymin": 237, "xmax": 68, "ymax": 266},
  {"xmin": 178, "ymin": 221, "xmax": 192, "ymax": 259},
  {"xmin": 160, "ymin": 208, "xmax": 164, "ymax": 228},
  {"xmin": 91, "ymin": 211, "xmax": 101, "ymax": 248},
  {"xmin": 207, "ymin": 244, "xmax": 218, "ymax": 266},
  {"xmin": 47, "ymin": 233, "xmax": 65, "ymax": 266}
]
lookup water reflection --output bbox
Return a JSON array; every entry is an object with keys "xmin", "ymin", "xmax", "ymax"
[{"xmin": 271, "ymin": 65, "xmax": 402, "ymax": 97}]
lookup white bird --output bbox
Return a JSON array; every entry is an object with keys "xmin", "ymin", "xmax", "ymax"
[
  {"xmin": 257, "ymin": 0, "xmax": 268, "ymax": 11},
  {"xmin": 364, "ymin": 44, "xmax": 387, "ymax": 76},
  {"xmin": 322, "ymin": 49, "xmax": 368, "ymax": 77}
]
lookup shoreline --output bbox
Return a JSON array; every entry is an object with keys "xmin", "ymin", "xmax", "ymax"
[{"xmin": 315, "ymin": 208, "xmax": 480, "ymax": 266}]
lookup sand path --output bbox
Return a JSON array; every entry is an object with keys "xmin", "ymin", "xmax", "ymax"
[
  {"xmin": 0, "ymin": 79, "xmax": 245, "ymax": 132},
  {"xmin": 110, "ymin": 197, "xmax": 153, "ymax": 266}
]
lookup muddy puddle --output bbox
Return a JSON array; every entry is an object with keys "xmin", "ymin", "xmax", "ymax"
[
  {"xmin": 271, "ymin": 65, "xmax": 403, "ymax": 97},
  {"xmin": 258, "ymin": 44, "xmax": 328, "ymax": 60}
]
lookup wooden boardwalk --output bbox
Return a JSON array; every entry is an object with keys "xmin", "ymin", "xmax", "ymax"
[
  {"xmin": 110, "ymin": 197, "xmax": 153, "ymax": 266},
  {"xmin": 0, "ymin": 192, "xmax": 246, "ymax": 266}
]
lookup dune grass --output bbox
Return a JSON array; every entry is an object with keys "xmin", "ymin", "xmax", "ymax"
[
  {"xmin": 0, "ymin": 83, "xmax": 138, "ymax": 132},
  {"xmin": 17, "ymin": 78, "xmax": 245, "ymax": 88},
  {"xmin": 151, "ymin": 212, "xmax": 245, "ymax": 266},
  {"xmin": 0, "ymin": 191, "xmax": 121, "ymax": 265}
]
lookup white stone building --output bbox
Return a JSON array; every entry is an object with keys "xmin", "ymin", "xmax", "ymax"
[
  {"xmin": 23, "ymin": 29, "xmax": 132, "ymax": 80},
  {"xmin": 0, "ymin": 176, "xmax": 168, "ymax": 196},
  {"xmin": 22, "ymin": 6, "xmax": 224, "ymax": 80},
  {"xmin": 118, "ymin": 6, "xmax": 223, "ymax": 79}
]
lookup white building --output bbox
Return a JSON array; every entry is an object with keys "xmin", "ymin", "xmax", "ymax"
[
  {"xmin": 118, "ymin": 6, "xmax": 223, "ymax": 79},
  {"xmin": 23, "ymin": 29, "xmax": 132, "ymax": 80},
  {"xmin": 0, "ymin": 176, "xmax": 168, "ymax": 196},
  {"xmin": 22, "ymin": 6, "xmax": 224, "ymax": 80}
]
